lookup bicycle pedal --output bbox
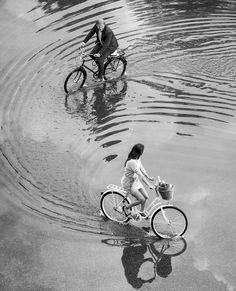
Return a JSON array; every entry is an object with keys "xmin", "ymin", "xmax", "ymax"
[{"xmin": 131, "ymin": 214, "xmax": 141, "ymax": 221}]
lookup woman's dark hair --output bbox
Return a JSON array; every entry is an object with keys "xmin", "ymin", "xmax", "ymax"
[{"xmin": 125, "ymin": 144, "xmax": 144, "ymax": 166}]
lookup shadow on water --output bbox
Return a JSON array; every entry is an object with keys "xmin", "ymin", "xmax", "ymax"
[
  {"xmin": 65, "ymin": 79, "xmax": 128, "ymax": 161},
  {"xmin": 102, "ymin": 236, "xmax": 187, "ymax": 289},
  {"xmin": 64, "ymin": 79, "xmax": 128, "ymax": 124}
]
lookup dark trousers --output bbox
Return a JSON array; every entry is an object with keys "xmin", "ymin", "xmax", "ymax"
[{"xmin": 90, "ymin": 43, "xmax": 113, "ymax": 79}]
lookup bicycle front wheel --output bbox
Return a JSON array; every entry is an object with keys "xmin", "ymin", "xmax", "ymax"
[
  {"xmin": 100, "ymin": 191, "xmax": 131, "ymax": 223},
  {"xmin": 104, "ymin": 57, "xmax": 126, "ymax": 80},
  {"xmin": 151, "ymin": 206, "xmax": 188, "ymax": 239},
  {"xmin": 150, "ymin": 237, "xmax": 187, "ymax": 256},
  {"xmin": 64, "ymin": 67, "xmax": 86, "ymax": 93}
]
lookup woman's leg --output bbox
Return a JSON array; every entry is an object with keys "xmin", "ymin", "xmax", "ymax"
[
  {"xmin": 138, "ymin": 187, "xmax": 149, "ymax": 212},
  {"xmin": 125, "ymin": 190, "xmax": 146, "ymax": 210}
]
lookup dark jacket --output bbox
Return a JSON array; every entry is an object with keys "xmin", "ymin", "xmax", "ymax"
[{"xmin": 83, "ymin": 24, "xmax": 118, "ymax": 55}]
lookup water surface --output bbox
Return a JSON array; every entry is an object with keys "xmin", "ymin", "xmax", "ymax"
[{"xmin": 0, "ymin": 0, "xmax": 236, "ymax": 290}]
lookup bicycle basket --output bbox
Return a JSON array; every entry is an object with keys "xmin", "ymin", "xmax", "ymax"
[{"xmin": 158, "ymin": 183, "xmax": 174, "ymax": 200}]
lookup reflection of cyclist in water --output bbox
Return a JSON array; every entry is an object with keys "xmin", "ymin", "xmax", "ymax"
[
  {"xmin": 149, "ymin": 243, "xmax": 172, "ymax": 278},
  {"xmin": 121, "ymin": 242, "xmax": 173, "ymax": 289},
  {"xmin": 102, "ymin": 237, "xmax": 187, "ymax": 289},
  {"xmin": 121, "ymin": 245, "xmax": 155, "ymax": 289},
  {"xmin": 65, "ymin": 80, "xmax": 127, "ymax": 123},
  {"xmin": 155, "ymin": 254, "xmax": 172, "ymax": 278}
]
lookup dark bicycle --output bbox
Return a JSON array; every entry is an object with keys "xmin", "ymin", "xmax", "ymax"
[{"xmin": 64, "ymin": 48, "xmax": 127, "ymax": 93}]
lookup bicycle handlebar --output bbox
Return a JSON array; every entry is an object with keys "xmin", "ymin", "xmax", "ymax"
[
  {"xmin": 78, "ymin": 47, "xmax": 88, "ymax": 57},
  {"xmin": 78, "ymin": 47, "xmax": 96, "ymax": 59},
  {"xmin": 154, "ymin": 176, "xmax": 162, "ymax": 188},
  {"xmin": 75, "ymin": 47, "xmax": 95, "ymax": 67}
]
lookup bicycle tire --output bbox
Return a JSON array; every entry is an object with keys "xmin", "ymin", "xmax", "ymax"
[
  {"xmin": 104, "ymin": 57, "xmax": 127, "ymax": 81},
  {"xmin": 151, "ymin": 206, "xmax": 188, "ymax": 239},
  {"xmin": 150, "ymin": 237, "xmax": 187, "ymax": 256},
  {"xmin": 64, "ymin": 67, "xmax": 86, "ymax": 93},
  {"xmin": 100, "ymin": 191, "xmax": 131, "ymax": 223}
]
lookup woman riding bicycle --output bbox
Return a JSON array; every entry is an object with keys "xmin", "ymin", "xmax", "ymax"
[{"xmin": 121, "ymin": 144, "xmax": 155, "ymax": 217}]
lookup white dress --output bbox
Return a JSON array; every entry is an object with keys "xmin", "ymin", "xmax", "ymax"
[{"xmin": 121, "ymin": 158, "xmax": 147, "ymax": 194}]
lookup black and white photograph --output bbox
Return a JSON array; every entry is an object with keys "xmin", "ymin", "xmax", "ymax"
[{"xmin": 0, "ymin": 0, "xmax": 235, "ymax": 290}]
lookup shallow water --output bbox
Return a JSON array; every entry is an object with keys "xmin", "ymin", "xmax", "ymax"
[{"xmin": 0, "ymin": 0, "xmax": 236, "ymax": 290}]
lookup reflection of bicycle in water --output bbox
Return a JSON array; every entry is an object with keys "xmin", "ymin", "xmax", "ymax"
[
  {"xmin": 64, "ymin": 79, "xmax": 128, "ymax": 121},
  {"xmin": 64, "ymin": 48, "xmax": 127, "ymax": 93},
  {"xmin": 100, "ymin": 176, "xmax": 188, "ymax": 239},
  {"xmin": 102, "ymin": 237, "xmax": 187, "ymax": 289}
]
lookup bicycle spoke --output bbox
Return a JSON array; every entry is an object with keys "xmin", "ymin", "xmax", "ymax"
[
  {"xmin": 64, "ymin": 68, "xmax": 86, "ymax": 93},
  {"xmin": 151, "ymin": 237, "xmax": 187, "ymax": 256},
  {"xmin": 104, "ymin": 57, "xmax": 126, "ymax": 80},
  {"xmin": 151, "ymin": 206, "xmax": 187, "ymax": 239},
  {"xmin": 100, "ymin": 191, "xmax": 129, "ymax": 223}
]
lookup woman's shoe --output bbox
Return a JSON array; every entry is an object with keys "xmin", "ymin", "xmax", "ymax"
[
  {"xmin": 139, "ymin": 211, "xmax": 146, "ymax": 218},
  {"xmin": 142, "ymin": 226, "xmax": 151, "ymax": 233}
]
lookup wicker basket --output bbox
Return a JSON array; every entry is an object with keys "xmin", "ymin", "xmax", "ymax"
[{"xmin": 158, "ymin": 183, "xmax": 174, "ymax": 200}]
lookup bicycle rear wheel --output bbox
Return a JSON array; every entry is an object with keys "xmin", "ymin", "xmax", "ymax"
[
  {"xmin": 100, "ymin": 191, "xmax": 131, "ymax": 223},
  {"xmin": 104, "ymin": 57, "xmax": 126, "ymax": 80},
  {"xmin": 64, "ymin": 67, "xmax": 86, "ymax": 93},
  {"xmin": 151, "ymin": 206, "xmax": 188, "ymax": 239}
]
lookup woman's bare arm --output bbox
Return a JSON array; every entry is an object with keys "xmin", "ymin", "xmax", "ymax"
[
  {"xmin": 129, "ymin": 160, "xmax": 154, "ymax": 188},
  {"xmin": 140, "ymin": 160, "xmax": 154, "ymax": 181}
]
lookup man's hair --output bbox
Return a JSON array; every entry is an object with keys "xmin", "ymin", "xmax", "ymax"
[{"xmin": 96, "ymin": 18, "xmax": 105, "ymax": 26}]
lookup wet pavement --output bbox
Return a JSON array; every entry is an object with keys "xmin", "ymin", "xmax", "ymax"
[{"xmin": 0, "ymin": 0, "xmax": 236, "ymax": 290}]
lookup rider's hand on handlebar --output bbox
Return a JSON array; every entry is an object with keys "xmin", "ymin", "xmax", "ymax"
[{"xmin": 80, "ymin": 42, "xmax": 85, "ymax": 47}]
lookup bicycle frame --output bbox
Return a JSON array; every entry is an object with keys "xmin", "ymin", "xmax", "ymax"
[
  {"xmin": 144, "ymin": 192, "xmax": 172, "ymax": 219},
  {"xmin": 105, "ymin": 183, "xmax": 173, "ymax": 222},
  {"xmin": 77, "ymin": 55, "xmax": 98, "ymax": 77},
  {"xmin": 76, "ymin": 48, "xmax": 125, "ymax": 78}
]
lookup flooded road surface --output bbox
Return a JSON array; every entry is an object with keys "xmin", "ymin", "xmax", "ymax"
[{"xmin": 0, "ymin": 0, "xmax": 236, "ymax": 290}]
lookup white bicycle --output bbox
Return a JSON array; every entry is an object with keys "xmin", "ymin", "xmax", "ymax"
[{"xmin": 100, "ymin": 177, "xmax": 188, "ymax": 239}]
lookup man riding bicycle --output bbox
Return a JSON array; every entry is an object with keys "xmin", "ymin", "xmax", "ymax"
[{"xmin": 81, "ymin": 18, "xmax": 119, "ymax": 81}]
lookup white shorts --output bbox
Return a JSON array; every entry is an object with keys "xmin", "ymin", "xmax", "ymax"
[{"xmin": 121, "ymin": 176, "xmax": 143, "ymax": 194}]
